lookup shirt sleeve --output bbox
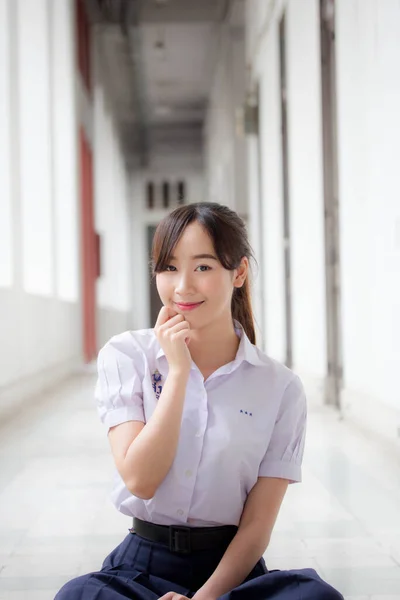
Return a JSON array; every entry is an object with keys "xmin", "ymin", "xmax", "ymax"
[
  {"xmin": 94, "ymin": 336, "xmax": 145, "ymax": 431},
  {"xmin": 258, "ymin": 374, "xmax": 307, "ymax": 483}
]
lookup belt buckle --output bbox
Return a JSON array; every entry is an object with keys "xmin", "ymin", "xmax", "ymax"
[{"xmin": 169, "ymin": 525, "xmax": 192, "ymax": 554}]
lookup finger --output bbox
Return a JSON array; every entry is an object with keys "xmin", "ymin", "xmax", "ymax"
[
  {"xmin": 171, "ymin": 329, "xmax": 193, "ymax": 344},
  {"xmin": 159, "ymin": 595, "xmax": 189, "ymax": 600},
  {"xmin": 154, "ymin": 306, "xmax": 169, "ymax": 329},
  {"xmin": 164, "ymin": 305, "xmax": 179, "ymax": 320},
  {"xmin": 155, "ymin": 306, "xmax": 179, "ymax": 327},
  {"xmin": 158, "ymin": 314, "xmax": 185, "ymax": 332},
  {"xmin": 166, "ymin": 321, "xmax": 190, "ymax": 336},
  {"xmin": 155, "ymin": 306, "xmax": 178, "ymax": 329}
]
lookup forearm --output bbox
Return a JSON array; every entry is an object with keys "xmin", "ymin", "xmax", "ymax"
[
  {"xmin": 193, "ymin": 523, "xmax": 270, "ymax": 600},
  {"xmin": 124, "ymin": 369, "xmax": 190, "ymax": 498}
]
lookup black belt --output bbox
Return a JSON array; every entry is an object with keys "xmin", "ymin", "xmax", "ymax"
[{"xmin": 130, "ymin": 517, "xmax": 238, "ymax": 555}]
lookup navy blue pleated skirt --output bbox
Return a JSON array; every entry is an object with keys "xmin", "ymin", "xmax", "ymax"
[{"xmin": 54, "ymin": 530, "xmax": 344, "ymax": 599}]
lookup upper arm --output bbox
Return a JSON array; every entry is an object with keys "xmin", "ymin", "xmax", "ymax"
[
  {"xmin": 258, "ymin": 375, "xmax": 307, "ymax": 483},
  {"xmin": 95, "ymin": 335, "xmax": 145, "ymax": 429},
  {"xmin": 239, "ymin": 477, "xmax": 289, "ymax": 543},
  {"xmin": 108, "ymin": 420, "xmax": 145, "ymax": 476},
  {"xmin": 95, "ymin": 335, "xmax": 146, "ymax": 482}
]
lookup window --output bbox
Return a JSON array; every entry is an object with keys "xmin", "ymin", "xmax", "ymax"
[
  {"xmin": 162, "ymin": 181, "xmax": 170, "ymax": 208},
  {"xmin": 147, "ymin": 182, "xmax": 154, "ymax": 209},
  {"xmin": 177, "ymin": 180, "xmax": 186, "ymax": 204}
]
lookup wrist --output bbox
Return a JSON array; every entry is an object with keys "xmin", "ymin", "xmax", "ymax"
[
  {"xmin": 168, "ymin": 367, "xmax": 191, "ymax": 379},
  {"xmin": 192, "ymin": 590, "xmax": 217, "ymax": 600}
]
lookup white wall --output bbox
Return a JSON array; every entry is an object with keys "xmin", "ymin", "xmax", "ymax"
[
  {"xmin": 246, "ymin": 0, "xmax": 326, "ymax": 379},
  {"xmin": 285, "ymin": 0, "xmax": 326, "ymax": 378},
  {"xmin": 52, "ymin": 0, "xmax": 79, "ymax": 303},
  {"xmin": 18, "ymin": 0, "xmax": 53, "ymax": 296},
  {"xmin": 246, "ymin": 133, "xmax": 265, "ymax": 348},
  {"xmin": 336, "ymin": 0, "xmax": 400, "ymax": 436},
  {"xmin": 0, "ymin": 0, "xmax": 136, "ymax": 409},
  {"xmin": 0, "ymin": 0, "xmax": 13, "ymax": 289},
  {"xmin": 204, "ymin": 15, "xmax": 248, "ymax": 217},
  {"xmin": 93, "ymin": 34, "xmax": 133, "ymax": 347},
  {"xmin": 256, "ymin": 23, "xmax": 286, "ymax": 362},
  {"xmin": 0, "ymin": 0, "xmax": 81, "ymax": 413},
  {"xmin": 203, "ymin": 5, "xmax": 263, "ymax": 336},
  {"xmin": 245, "ymin": 0, "xmax": 400, "ymax": 442}
]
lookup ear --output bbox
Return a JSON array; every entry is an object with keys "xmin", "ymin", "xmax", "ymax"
[{"xmin": 233, "ymin": 257, "xmax": 249, "ymax": 289}]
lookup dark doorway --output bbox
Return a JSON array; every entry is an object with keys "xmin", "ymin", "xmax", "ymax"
[{"xmin": 147, "ymin": 225, "xmax": 163, "ymax": 327}]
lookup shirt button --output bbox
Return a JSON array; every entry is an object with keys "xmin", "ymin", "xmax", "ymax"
[
  {"xmin": 177, "ymin": 509, "xmax": 184, "ymax": 516},
  {"xmin": 185, "ymin": 470, "xmax": 192, "ymax": 478},
  {"xmin": 195, "ymin": 430, "xmax": 202, "ymax": 437}
]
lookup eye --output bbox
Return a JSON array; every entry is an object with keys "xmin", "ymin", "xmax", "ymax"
[
  {"xmin": 164, "ymin": 265, "xmax": 176, "ymax": 272},
  {"xmin": 196, "ymin": 265, "xmax": 211, "ymax": 272}
]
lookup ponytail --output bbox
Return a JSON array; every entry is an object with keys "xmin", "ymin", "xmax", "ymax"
[{"xmin": 232, "ymin": 276, "xmax": 256, "ymax": 345}]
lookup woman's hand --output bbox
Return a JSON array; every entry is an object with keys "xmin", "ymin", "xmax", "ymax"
[
  {"xmin": 158, "ymin": 593, "xmax": 191, "ymax": 600},
  {"xmin": 155, "ymin": 306, "xmax": 193, "ymax": 374},
  {"xmin": 158, "ymin": 591, "xmax": 217, "ymax": 600}
]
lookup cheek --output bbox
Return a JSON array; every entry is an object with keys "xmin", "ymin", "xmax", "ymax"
[
  {"xmin": 204, "ymin": 274, "xmax": 232, "ymax": 300},
  {"xmin": 155, "ymin": 275, "xmax": 168, "ymax": 301}
]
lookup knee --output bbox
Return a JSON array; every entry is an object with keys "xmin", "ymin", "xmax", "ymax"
[
  {"xmin": 316, "ymin": 583, "xmax": 344, "ymax": 600},
  {"xmin": 300, "ymin": 569, "xmax": 344, "ymax": 600},
  {"xmin": 327, "ymin": 588, "xmax": 345, "ymax": 600},
  {"xmin": 54, "ymin": 574, "xmax": 92, "ymax": 599}
]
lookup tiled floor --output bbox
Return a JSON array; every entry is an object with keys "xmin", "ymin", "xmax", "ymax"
[{"xmin": 0, "ymin": 374, "xmax": 399, "ymax": 599}]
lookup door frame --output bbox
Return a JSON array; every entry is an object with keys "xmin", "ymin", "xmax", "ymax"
[
  {"xmin": 279, "ymin": 12, "xmax": 293, "ymax": 369},
  {"xmin": 79, "ymin": 128, "xmax": 97, "ymax": 362},
  {"xmin": 320, "ymin": 0, "xmax": 343, "ymax": 408}
]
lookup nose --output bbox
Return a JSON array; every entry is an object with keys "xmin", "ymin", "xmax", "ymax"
[{"xmin": 175, "ymin": 270, "xmax": 195, "ymax": 296}]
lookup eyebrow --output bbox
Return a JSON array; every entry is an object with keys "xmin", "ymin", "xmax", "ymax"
[{"xmin": 169, "ymin": 254, "xmax": 218, "ymax": 261}]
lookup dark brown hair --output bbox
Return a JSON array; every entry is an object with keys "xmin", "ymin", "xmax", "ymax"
[{"xmin": 151, "ymin": 202, "xmax": 258, "ymax": 345}]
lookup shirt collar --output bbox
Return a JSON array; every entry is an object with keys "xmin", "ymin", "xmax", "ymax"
[
  {"xmin": 232, "ymin": 320, "xmax": 264, "ymax": 367},
  {"xmin": 156, "ymin": 319, "xmax": 264, "ymax": 368}
]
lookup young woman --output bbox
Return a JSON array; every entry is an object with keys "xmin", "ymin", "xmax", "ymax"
[{"xmin": 55, "ymin": 202, "xmax": 343, "ymax": 600}]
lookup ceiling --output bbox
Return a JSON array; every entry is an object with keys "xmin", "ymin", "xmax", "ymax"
[{"xmin": 85, "ymin": 0, "xmax": 243, "ymax": 169}]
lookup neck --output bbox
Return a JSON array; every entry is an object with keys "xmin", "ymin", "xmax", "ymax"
[{"xmin": 188, "ymin": 318, "xmax": 240, "ymax": 368}]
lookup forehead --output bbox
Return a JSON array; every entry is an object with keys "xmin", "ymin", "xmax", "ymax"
[{"xmin": 173, "ymin": 222, "xmax": 214, "ymax": 254}]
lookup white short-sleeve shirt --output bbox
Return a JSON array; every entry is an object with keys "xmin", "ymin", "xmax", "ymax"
[{"xmin": 95, "ymin": 321, "xmax": 307, "ymax": 527}]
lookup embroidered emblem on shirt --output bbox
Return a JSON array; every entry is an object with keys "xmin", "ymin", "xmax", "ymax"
[
  {"xmin": 240, "ymin": 409, "xmax": 253, "ymax": 416},
  {"xmin": 152, "ymin": 369, "xmax": 163, "ymax": 400}
]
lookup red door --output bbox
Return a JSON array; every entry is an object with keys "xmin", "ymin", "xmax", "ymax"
[{"xmin": 80, "ymin": 128, "xmax": 97, "ymax": 362}]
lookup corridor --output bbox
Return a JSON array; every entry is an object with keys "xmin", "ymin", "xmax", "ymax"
[
  {"xmin": 1, "ymin": 0, "xmax": 400, "ymax": 598},
  {"xmin": 0, "ymin": 377, "xmax": 399, "ymax": 599}
]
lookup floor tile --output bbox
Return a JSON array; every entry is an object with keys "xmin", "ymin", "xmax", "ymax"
[
  {"xmin": 0, "ymin": 576, "xmax": 69, "ymax": 591},
  {"xmin": 0, "ymin": 592, "xmax": 60, "ymax": 600},
  {"xmin": 320, "ymin": 567, "xmax": 400, "ymax": 596},
  {"xmin": 0, "ymin": 375, "xmax": 399, "ymax": 599}
]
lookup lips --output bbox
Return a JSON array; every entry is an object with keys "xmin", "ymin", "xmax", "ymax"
[
  {"xmin": 176, "ymin": 302, "xmax": 202, "ymax": 306},
  {"xmin": 175, "ymin": 301, "xmax": 204, "ymax": 311}
]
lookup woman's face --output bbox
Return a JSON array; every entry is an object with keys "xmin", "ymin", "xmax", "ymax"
[{"xmin": 156, "ymin": 221, "xmax": 248, "ymax": 329}]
